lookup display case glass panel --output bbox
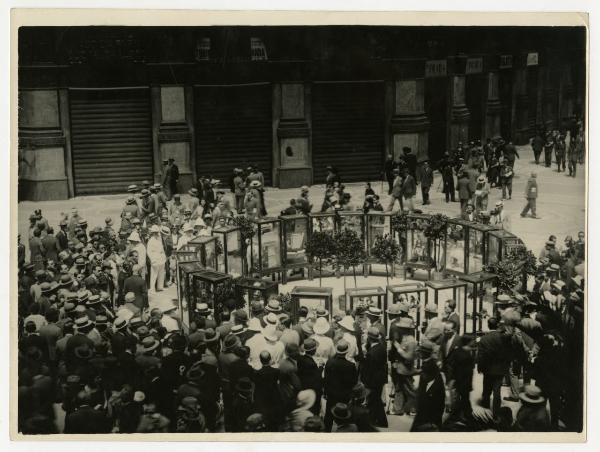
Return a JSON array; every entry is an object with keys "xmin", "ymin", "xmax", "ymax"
[
  {"xmin": 212, "ymin": 225, "xmax": 243, "ymax": 277},
  {"xmin": 345, "ymin": 287, "xmax": 386, "ymax": 312},
  {"xmin": 234, "ymin": 276, "xmax": 279, "ymax": 317},
  {"xmin": 386, "ymin": 283, "xmax": 428, "ymax": 339},
  {"xmin": 176, "ymin": 261, "xmax": 204, "ymax": 332},
  {"xmin": 309, "ymin": 212, "xmax": 336, "ymax": 233},
  {"xmin": 468, "ymin": 228, "xmax": 485, "ymax": 274},
  {"xmin": 445, "ymin": 220, "xmax": 468, "ymax": 273},
  {"xmin": 187, "ymin": 236, "xmax": 218, "ymax": 270},
  {"xmin": 406, "ymin": 214, "xmax": 430, "ymax": 267},
  {"xmin": 486, "ymin": 229, "xmax": 520, "ymax": 265},
  {"xmin": 337, "ymin": 211, "xmax": 365, "ymax": 238},
  {"xmin": 251, "ymin": 218, "xmax": 282, "ymax": 274},
  {"xmin": 290, "ymin": 286, "xmax": 333, "ymax": 322},
  {"xmin": 189, "ymin": 270, "xmax": 233, "ymax": 324},
  {"xmin": 460, "ymin": 272, "xmax": 497, "ymax": 335},
  {"xmin": 281, "ymin": 215, "xmax": 309, "ymax": 266},
  {"xmin": 366, "ymin": 212, "xmax": 394, "ymax": 257},
  {"xmin": 425, "ymin": 279, "xmax": 468, "ymax": 330}
]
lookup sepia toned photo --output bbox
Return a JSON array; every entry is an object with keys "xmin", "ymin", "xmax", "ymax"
[{"xmin": 11, "ymin": 9, "xmax": 587, "ymax": 441}]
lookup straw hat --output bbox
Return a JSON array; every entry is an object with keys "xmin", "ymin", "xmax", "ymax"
[
  {"xmin": 313, "ymin": 317, "xmax": 330, "ymax": 335},
  {"xmin": 337, "ymin": 315, "xmax": 355, "ymax": 331}
]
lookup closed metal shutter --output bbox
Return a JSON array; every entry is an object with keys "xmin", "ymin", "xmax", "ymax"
[
  {"xmin": 312, "ymin": 82, "xmax": 385, "ymax": 184},
  {"xmin": 194, "ymin": 84, "xmax": 273, "ymax": 186},
  {"xmin": 70, "ymin": 89, "xmax": 153, "ymax": 196}
]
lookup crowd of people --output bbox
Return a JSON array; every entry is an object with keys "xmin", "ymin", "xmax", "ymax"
[{"xmin": 17, "ymin": 121, "xmax": 585, "ymax": 435}]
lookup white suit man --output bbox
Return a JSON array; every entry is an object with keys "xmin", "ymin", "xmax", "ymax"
[
  {"xmin": 127, "ymin": 230, "xmax": 147, "ymax": 278},
  {"xmin": 146, "ymin": 225, "xmax": 166, "ymax": 293}
]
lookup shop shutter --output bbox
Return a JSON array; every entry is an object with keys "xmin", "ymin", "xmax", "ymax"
[
  {"xmin": 312, "ymin": 82, "xmax": 385, "ymax": 184},
  {"xmin": 70, "ymin": 89, "xmax": 153, "ymax": 196},
  {"xmin": 194, "ymin": 84, "xmax": 273, "ymax": 186}
]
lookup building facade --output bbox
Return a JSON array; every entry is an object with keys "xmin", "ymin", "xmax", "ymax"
[{"xmin": 18, "ymin": 26, "xmax": 586, "ymax": 200}]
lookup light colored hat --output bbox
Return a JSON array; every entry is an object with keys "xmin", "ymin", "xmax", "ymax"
[
  {"xmin": 477, "ymin": 175, "xmax": 486, "ymax": 182},
  {"xmin": 519, "ymin": 385, "xmax": 546, "ymax": 405},
  {"xmin": 249, "ymin": 180, "xmax": 262, "ymax": 189},
  {"xmin": 127, "ymin": 231, "xmax": 141, "ymax": 242},
  {"xmin": 183, "ymin": 224, "xmax": 194, "ymax": 233},
  {"xmin": 495, "ymin": 200, "xmax": 503, "ymax": 207},
  {"xmin": 366, "ymin": 306, "xmax": 383, "ymax": 317},
  {"xmin": 264, "ymin": 312, "xmax": 279, "ymax": 327},
  {"xmin": 248, "ymin": 317, "xmax": 262, "ymax": 332},
  {"xmin": 125, "ymin": 292, "xmax": 136, "ymax": 303},
  {"xmin": 313, "ymin": 317, "xmax": 330, "ymax": 335},
  {"xmin": 149, "ymin": 225, "xmax": 161, "ymax": 234},
  {"xmin": 262, "ymin": 326, "xmax": 278, "ymax": 342},
  {"xmin": 338, "ymin": 315, "xmax": 355, "ymax": 331},
  {"xmin": 572, "ymin": 275, "xmax": 583, "ymax": 287},
  {"xmin": 551, "ymin": 280, "xmax": 566, "ymax": 291},
  {"xmin": 194, "ymin": 218, "xmax": 206, "ymax": 228}
]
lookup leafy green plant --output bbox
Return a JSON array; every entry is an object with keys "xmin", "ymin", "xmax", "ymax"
[
  {"xmin": 423, "ymin": 213, "xmax": 448, "ymax": 271},
  {"xmin": 371, "ymin": 234, "xmax": 401, "ymax": 285},
  {"xmin": 232, "ymin": 216, "xmax": 256, "ymax": 275},
  {"xmin": 332, "ymin": 228, "xmax": 367, "ymax": 289},
  {"xmin": 305, "ymin": 230, "xmax": 337, "ymax": 286}
]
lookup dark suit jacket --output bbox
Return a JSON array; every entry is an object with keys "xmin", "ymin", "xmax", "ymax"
[
  {"xmin": 122, "ymin": 275, "xmax": 148, "ymax": 310},
  {"xmin": 360, "ymin": 342, "xmax": 388, "ymax": 388},
  {"xmin": 324, "ymin": 355, "xmax": 358, "ymax": 402},
  {"xmin": 56, "ymin": 230, "xmax": 69, "ymax": 251},
  {"xmin": 440, "ymin": 333, "xmax": 461, "ymax": 380},
  {"xmin": 64, "ymin": 406, "xmax": 111, "ymax": 434},
  {"xmin": 41, "ymin": 234, "xmax": 59, "ymax": 262},
  {"xmin": 402, "ymin": 175, "xmax": 417, "ymax": 198},
  {"xmin": 411, "ymin": 364, "xmax": 445, "ymax": 430},
  {"xmin": 253, "ymin": 365, "xmax": 282, "ymax": 418},
  {"xmin": 477, "ymin": 329, "xmax": 512, "ymax": 376},
  {"xmin": 296, "ymin": 354, "xmax": 323, "ymax": 392}
]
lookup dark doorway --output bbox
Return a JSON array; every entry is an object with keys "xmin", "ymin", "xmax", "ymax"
[{"xmin": 425, "ymin": 77, "xmax": 448, "ymax": 165}]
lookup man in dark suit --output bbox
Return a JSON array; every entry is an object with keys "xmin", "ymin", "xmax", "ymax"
[
  {"xmin": 253, "ymin": 351, "xmax": 283, "ymax": 430},
  {"xmin": 359, "ymin": 327, "xmax": 388, "ymax": 428},
  {"xmin": 63, "ymin": 391, "xmax": 111, "ymax": 433},
  {"xmin": 411, "ymin": 342, "xmax": 445, "ymax": 431},
  {"xmin": 440, "ymin": 320, "xmax": 461, "ymax": 414},
  {"xmin": 401, "ymin": 168, "xmax": 417, "ymax": 212},
  {"xmin": 324, "ymin": 340, "xmax": 358, "ymax": 432},
  {"xmin": 420, "ymin": 160, "xmax": 434, "ymax": 205},
  {"xmin": 451, "ymin": 335, "xmax": 476, "ymax": 419},
  {"xmin": 457, "ymin": 171, "xmax": 472, "ymax": 212},
  {"xmin": 296, "ymin": 338, "xmax": 324, "ymax": 415},
  {"xmin": 56, "ymin": 220, "xmax": 69, "ymax": 252},
  {"xmin": 384, "ymin": 153, "xmax": 396, "ymax": 194},
  {"xmin": 403, "ymin": 147, "xmax": 417, "ymax": 180},
  {"xmin": 477, "ymin": 317, "xmax": 513, "ymax": 416},
  {"xmin": 41, "ymin": 227, "xmax": 59, "ymax": 263},
  {"xmin": 122, "ymin": 265, "xmax": 148, "ymax": 312},
  {"xmin": 443, "ymin": 299, "xmax": 461, "ymax": 334}
]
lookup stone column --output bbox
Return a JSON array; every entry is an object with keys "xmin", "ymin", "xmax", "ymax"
[
  {"xmin": 543, "ymin": 68, "xmax": 559, "ymax": 130},
  {"xmin": 389, "ymin": 79, "xmax": 430, "ymax": 162},
  {"xmin": 513, "ymin": 68, "xmax": 530, "ymax": 144},
  {"xmin": 559, "ymin": 65, "xmax": 575, "ymax": 128},
  {"xmin": 275, "ymin": 82, "xmax": 312, "ymax": 188},
  {"xmin": 18, "ymin": 89, "xmax": 69, "ymax": 200},
  {"xmin": 153, "ymin": 85, "xmax": 194, "ymax": 192},
  {"xmin": 449, "ymin": 75, "xmax": 470, "ymax": 150},
  {"xmin": 484, "ymin": 72, "xmax": 502, "ymax": 140}
]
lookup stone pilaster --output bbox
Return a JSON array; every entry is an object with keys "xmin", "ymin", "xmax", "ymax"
[
  {"xmin": 275, "ymin": 83, "xmax": 312, "ymax": 188},
  {"xmin": 559, "ymin": 65, "xmax": 575, "ymax": 128},
  {"xmin": 513, "ymin": 68, "xmax": 530, "ymax": 144},
  {"xmin": 389, "ymin": 79, "xmax": 430, "ymax": 162},
  {"xmin": 449, "ymin": 75, "xmax": 470, "ymax": 150},
  {"xmin": 18, "ymin": 89, "xmax": 69, "ymax": 201},
  {"xmin": 484, "ymin": 72, "xmax": 502, "ymax": 140},
  {"xmin": 543, "ymin": 68, "xmax": 559, "ymax": 130},
  {"xmin": 153, "ymin": 85, "xmax": 195, "ymax": 191}
]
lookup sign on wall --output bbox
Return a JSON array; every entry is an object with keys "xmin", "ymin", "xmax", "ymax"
[
  {"xmin": 499, "ymin": 54, "xmax": 513, "ymax": 69},
  {"xmin": 425, "ymin": 59, "xmax": 447, "ymax": 78},
  {"xmin": 527, "ymin": 52, "xmax": 539, "ymax": 66},
  {"xmin": 466, "ymin": 57, "xmax": 483, "ymax": 74}
]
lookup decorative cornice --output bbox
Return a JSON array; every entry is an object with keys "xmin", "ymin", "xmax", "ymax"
[
  {"xmin": 277, "ymin": 118, "xmax": 310, "ymax": 138},
  {"xmin": 18, "ymin": 129, "xmax": 66, "ymax": 149},
  {"xmin": 158, "ymin": 124, "xmax": 191, "ymax": 143},
  {"xmin": 390, "ymin": 113, "xmax": 430, "ymax": 133}
]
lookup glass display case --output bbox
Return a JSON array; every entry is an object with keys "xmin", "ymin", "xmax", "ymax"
[
  {"xmin": 424, "ymin": 278, "xmax": 468, "ymax": 331},
  {"xmin": 406, "ymin": 213, "xmax": 432, "ymax": 268},
  {"xmin": 250, "ymin": 217, "xmax": 282, "ymax": 277},
  {"xmin": 189, "ymin": 269, "xmax": 234, "ymax": 325},
  {"xmin": 281, "ymin": 214, "xmax": 310, "ymax": 283},
  {"xmin": 212, "ymin": 225, "xmax": 244, "ymax": 277},
  {"xmin": 337, "ymin": 210, "xmax": 365, "ymax": 238},
  {"xmin": 459, "ymin": 272, "xmax": 497, "ymax": 335},
  {"xmin": 365, "ymin": 211, "xmax": 401, "ymax": 276},
  {"xmin": 176, "ymin": 261, "xmax": 205, "ymax": 332},
  {"xmin": 309, "ymin": 212, "xmax": 336, "ymax": 233},
  {"xmin": 467, "ymin": 223, "xmax": 498, "ymax": 274},
  {"xmin": 234, "ymin": 276, "xmax": 279, "ymax": 317},
  {"xmin": 290, "ymin": 286, "xmax": 333, "ymax": 323},
  {"xmin": 445, "ymin": 219, "xmax": 469, "ymax": 274},
  {"xmin": 345, "ymin": 286, "xmax": 386, "ymax": 313},
  {"xmin": 386, "ymin": 283, "xmax": 429, "ymax": 340},
  {"xmin": 187, "ymin": 236, "xmax": 218, "ymax": 270},
  {"xmin": 486, "ymin": 229, "xmax": 522, "ymax": 265}
]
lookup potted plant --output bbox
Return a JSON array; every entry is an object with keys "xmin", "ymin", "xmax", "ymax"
[
  {"xmin": 423, "ymin": 213, "xmax": 449, "ymax": 278},
  {"xmin": 305, "ymin": 230, "xmax": 336, "ymax": 287},
  {"xmin": 332, "ymin": 228, "xmax": 367, "ymax": 290},
  {"xmin": 371, "ymin": 234, "xmax": 401, "ymax": 285}
]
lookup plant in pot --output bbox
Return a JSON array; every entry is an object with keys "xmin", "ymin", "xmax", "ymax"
[
  {"xmin": 305, "ymin": 230, "xmax": 336, "ymax": 287},
  {"xmin": 423, "ymin": 213, "xmax": 449, "ymax": 278},
  {"xmin": 505, "ymin": 244, "xmax": 538, "ymax": 293},
  {"xmin": 371, "ymin": 233, "xmax": 401, "ymax": 286},
  {"xmin": 332, "ymin": 228, "xmax": 367, "ymax": 291}
]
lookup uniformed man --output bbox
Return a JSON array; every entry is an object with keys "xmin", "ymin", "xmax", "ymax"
[{"xmin": 520, "ymin": 172, "xmax": 539, "ymax": 219}]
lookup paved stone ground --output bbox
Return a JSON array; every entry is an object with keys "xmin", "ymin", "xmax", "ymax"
[{"xmin": 19, "ymin": 144, "xmax": 584, "ymax": 432}]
